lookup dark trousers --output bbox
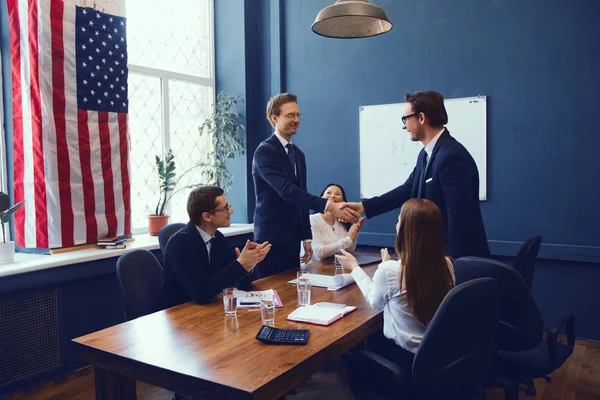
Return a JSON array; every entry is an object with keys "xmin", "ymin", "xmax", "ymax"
[{"xmin": 253, "ymin": 241, "xmax": 300, "ymax": 279}]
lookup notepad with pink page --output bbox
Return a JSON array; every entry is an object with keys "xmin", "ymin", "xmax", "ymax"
[{"xmin": 236, "ymin": 289, "xmax": 283, "ymax": 309}]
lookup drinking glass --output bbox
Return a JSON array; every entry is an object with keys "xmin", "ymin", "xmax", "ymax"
[
  {"xmin": 334, "ymin": 250, "xmax": 344, "ymax": 275},
  {"xmin": 260, "ymin": 296, "xmax": 276, "ymax": 325},
  {"xmin": 222, "ymin": 287, "xmax": 238, "ymax": 316},
  {"xmin": 297, "ymin": 274, "xmax": 312, "ymax": 307}
]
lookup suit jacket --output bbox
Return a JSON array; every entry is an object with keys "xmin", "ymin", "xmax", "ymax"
[
  {"xmin": 363, "ymin": 129, "xmax": 490, "ymax": 259},
  {"xmin": 161, "ymin": 221, "xmax": 251, "ymax": 306},
  {"xmin": 252, "ymin": 134, "xmax": 327, "ymax": 243}
]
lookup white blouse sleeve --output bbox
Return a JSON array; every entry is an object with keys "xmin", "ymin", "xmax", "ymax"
[
  {"xmin": 351, "ymin": 262, "xmax": 391, "ymax": 311},
  {"xmin": 310, "ymin": 215, "xmax": 352, "ymax": 260}
]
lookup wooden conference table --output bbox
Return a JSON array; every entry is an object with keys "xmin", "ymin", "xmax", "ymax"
[{"xmin": 72, "ymin": 257, "xmax": 383, "ymax": 400}]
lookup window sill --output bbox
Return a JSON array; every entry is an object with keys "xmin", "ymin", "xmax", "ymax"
[{"xmin": 0, "ymin": 224, "xmax": 254, "ymax": 278}]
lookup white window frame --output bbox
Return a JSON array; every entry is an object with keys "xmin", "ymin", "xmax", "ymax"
[{"xmin": 126, "ymin": 0, "xmax": 216, "ymax": 234}]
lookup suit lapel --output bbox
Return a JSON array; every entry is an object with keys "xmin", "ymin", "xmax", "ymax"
[
  {"xmin": 268, "ymin": 134, "xmax": 297, "ymax": 182},
  {"xmin": 187, "ymin": 221, "xmax": 211, "ymax": 269},
  {"xmin": 423, "ymin": 128, "xmax": 449, "ymax": 179}
]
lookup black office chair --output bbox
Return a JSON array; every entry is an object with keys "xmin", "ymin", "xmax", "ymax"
[
  {"xmin": 158, "ymin": 222, "xmax": 185, "ymax": 255},
  {"xmin": 345, "ymin": 277, "xmax": 501, "ymax": 400},
  {"xmin": 513, "ymin": 235, "xmax": 542, "ymax": 289},
  {"xmin": 454, "ymin": 257, "xmax": 575, "ymax": 400},
  {"xmin": 116, "ymin": 249, "xmax": 164, "ymax": 320}
]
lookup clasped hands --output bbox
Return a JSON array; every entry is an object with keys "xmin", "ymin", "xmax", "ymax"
[
  {"xmin": 328, "ymin": 201, "xmax": 365, "ymax": 224},
  {"xmin": 235, "ymin": 240, "xmax": 272, "ymax": 272}
]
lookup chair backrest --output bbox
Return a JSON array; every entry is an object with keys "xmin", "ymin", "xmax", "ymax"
[
  {"xmin": 413, "ymin": 278, "xmax": 501, "ymax": 387},
  {"xmin": 513, "ymin": 235, "xmax": 542, "ymax": 289},
  {"xmin": 454, "ymin": 257, "xmax": 544, "ymax": 351},
  {"xmin": 158, "ymin": 223, "xmax": 185, "ymax": 255},
  {"xmin": 116, "ymin": 249, "xmax": 164, "ymax": 320}
]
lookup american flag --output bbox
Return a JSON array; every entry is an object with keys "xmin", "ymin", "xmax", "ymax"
[{"xmin": 6, "ymin": 0, "xmax": 131, "ymax": 249}]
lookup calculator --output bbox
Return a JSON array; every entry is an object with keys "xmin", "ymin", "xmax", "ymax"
[{"xmin": 255, "ymin": 325, "xmax": 310, "ymax": 345}]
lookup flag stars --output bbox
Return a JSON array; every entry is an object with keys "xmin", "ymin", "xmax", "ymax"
[
  {"xmin": 82, "ymin": 62, "xmax": 87, "ymax": 67},
  {"xmin": 108, "ymin": 51, "xmax": 113, "ymax": 56},
  {"xmin": 82, "ymin": 79, "xmax": 88, "ymax": 85},
  {"xmin": 120, "ymin": 21, "xmax": 124, "ymax": 26},
  {"xmin": 115, "ymin": 44, "xmax": 120, "ymax": 49},
  {"xmin": 110, "ymin": 101, "xmax": 114, "ymax": 106},
  {"xmin": 102, "ymin": 58, "xmax": 106, "ymax": 64},
  {"xmin": 81, "ymin": 44, "xmax": 87, "ymax": 50},
  {"xmin": 115, "ymin": 61, "xmax": 120, "ymax": 66},
  {"xmin": 95, "ymin": 31, "xmax": 100, "ymax": 36},
  {"xmin": 109, "ymin": 17, "xmax": 113, "ymax": 22},
  {"xmin": 89, "ymin": 20, "xmax": 94, "ymax": 26},
  {"xmin": 109, "ymin": 67, "xmax": 114, "ymax": 72},
  {"xmin": 97, "ymin": 82, "xmax": 102, "ymax": 87},
  {"xmin": 98, "ymin": 99, "xmax": 102, "ymax": 104},
  {"xmin": 116, "ymin": 77, "xmax": 120, "ymax": 83},
  {"xmin": 90, "ymin": 72, "xmax": 96, "ymax": 77},
  {"xmin": 82, "ymin": 9, "xmax": 87, "ymax": 15},
  {"xmin": 81, "ymin": 27, "xmax": 86, "ymax": 32},
  {"xmin": 83, "ymin": 97, "xmax": 88, "ymax": 102},
  {"xmin": 95, "ymin": 65, "xmax": 101, "ymax": 70},
  {"xmin": 116, "ymin": 94, "xmax": 120, "ymax": 99},
  {"xmin": 122, "ymin": 102, "xmax": 126, "ymax": 107},
  {"xmin": 88, "ymin": 55, "xmax": 93, "ymax": 61},
  {"xmin": 95, "ymin": 48, "xmax": 100, "ymax": 53},
  {"xmin": 102, "ymin": 41, "xmax": 107, "ymax": 46},
  {"xmin": 114, "ymin": 28, "xmax": 118, "ymax": 33},
  {"xmin": 91, "ymin": 90, "xmax": 95, "ymax": 95},
  {"xmin": 108, "ymin": 34, "xmax": 113, "ymax": 40},
  {"xmin": 88, "ymin": 38, "xmax": 94, "ymax": 43},
  {"xmin": 102, "ymin": 24, "xmax": 107, "ymax": 30},
  {"xmin": 96, "ymin": 13, "xmax": 101, "ymax": 19},
  {"xmin": 104, "ymin": 75, "xmax": 109, "ymax": 80},
  {"xmin": 120, "ymin": 37, "xmax": 125, "ymax": 42},
  {"xmin": 121, "ymin": 86, "xmax": 126, "ymax": 91},
  {"xmin": 104, "ymin": 92, "xmax": 109, "ymax": 97},
  {"xmin": 110, "ymin": 84, "xmax": 114, "ymax": 89}
]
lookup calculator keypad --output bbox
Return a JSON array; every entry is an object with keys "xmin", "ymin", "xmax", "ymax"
[{"xmin": 256, "ymin": 326, "xmax": 310, "ymax": 345}]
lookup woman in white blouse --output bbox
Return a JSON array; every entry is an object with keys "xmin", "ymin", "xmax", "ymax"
[
  {"xmin": 310, "ymin": 183, "xmax": 364, "ymax": 261},
  {"xmin": 337, "ymin": 198, "xmax": 455, "ymax": 362}
]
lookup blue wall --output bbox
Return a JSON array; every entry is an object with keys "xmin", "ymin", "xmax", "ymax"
[
  {"xmin": 214, "ymin": 0, "xmax": 600, "ymax": 339},
  {"xmin": 282, "ymin": 0, "xmax": 600, "ymax": 262}
]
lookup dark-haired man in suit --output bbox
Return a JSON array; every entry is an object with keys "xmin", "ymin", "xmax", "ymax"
[
  {"xmin": 252, "ymin": 93, "xmax": 360, "ymax": 278},
  {"xmin": 162, "ymin": 186, "xmax": 271, "ymax": 306},
  {"xmin": 347, "ymin": 91, "xmax": 489, "ymax": 259}
]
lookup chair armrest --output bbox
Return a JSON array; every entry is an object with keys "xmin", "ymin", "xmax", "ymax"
[
  {"xmin": 354, "ymin": 349, "xmax": 403, "ymax": 381},
  {"xmin": 547, "ymin": 313, "xmax": 575, "ymax": 370}
]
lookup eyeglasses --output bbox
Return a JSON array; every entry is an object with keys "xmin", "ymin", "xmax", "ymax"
[
  {"xmin": 211, "ymin": 203, "xmax": 232, "ymax": 213},
  {"xmin": 282, "ymin": 112, "xmax": 302, "ymax": 120},
  {"xmin": 401, "ymin": 113, "xmax": 417, "ymax": 125}
]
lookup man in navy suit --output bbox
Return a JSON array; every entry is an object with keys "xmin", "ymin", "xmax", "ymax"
[
  {"xmin": 162, "ymin": 186, "xmax": 271, "ymax": 306},
  {"xmin": 252, "ymin": 93, "xmax": 360, "ymax": 278},
  {"xmin": 348, "ymin": 91, "xmax": 489, "ymax": 259}
]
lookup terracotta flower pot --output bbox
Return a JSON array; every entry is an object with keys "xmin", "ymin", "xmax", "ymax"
[{"xmin": 148, "ymin": 215, "xmax": 170, "ymax": 236}]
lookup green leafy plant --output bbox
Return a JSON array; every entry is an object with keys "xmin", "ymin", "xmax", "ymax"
[
  {"xmin": 153, "ymin": 149, "xmax": 208, "ymax": 216},
  {"xmin": 0, "ymin": 191, "xmax": 25, "ymax": 243},
  {"xmin": 199, "ymin": 92, "xmax": 246, "ymax": 193}
]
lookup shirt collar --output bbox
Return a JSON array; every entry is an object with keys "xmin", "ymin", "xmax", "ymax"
[
  {"xmin": 424, "ymin": 128, "xmax": 445, "ymax": 160},
  {"xmin": 274, "ymin": 131, "xmax": 292, "ymax": 148},
  {"xmin": 195, "ymin": 226, "xmax": 214, "ymax": 244}
]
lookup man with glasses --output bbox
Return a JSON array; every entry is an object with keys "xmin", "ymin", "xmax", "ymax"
[
  {"xmin": 252, "ymin": 93, "xmax": 360, "ymax": 278},
  {"xmin": 347, "ymin": 91, "xmax": 489, "ymax": 259},
  {"xmin": 162, "ymin": 186, "xmax": 271, "ymax": 306}
]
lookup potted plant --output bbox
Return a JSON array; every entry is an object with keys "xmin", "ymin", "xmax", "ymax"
[
  {"xmin": 199, "ymin": 92, "xmax": 246, "ymax": 193},
  {"xmin": 149, "ymin": 149, "xmax": 208, "ymax": 235},
  {"xmin": 0, "ymin": 191, "xmax": 25, "ymax": 264}
]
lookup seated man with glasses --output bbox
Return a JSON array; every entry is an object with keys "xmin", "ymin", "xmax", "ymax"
[{"xmin": 161, "ymin": 186, "xmax": 271, "ymax": 307}]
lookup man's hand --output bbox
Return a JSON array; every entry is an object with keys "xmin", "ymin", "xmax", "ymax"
[
  {"xmin": 329, "ymin": 202, "xmax": 361, "ymax": 223},
  {"xmin": 380, "ymin": 248, "xmax": 391, "ymax": 262},
  {"xmin": 345, "ymin": 202, "xmax": 365, "ymax": 215},
  {"xmin": 335, "ymin": 249, "xmax": 359, "ymax": 272},
  {"xmin": 347, "ymin": 217, "xmax": 365, "ymax": 241},
  {"xmin": 300, "ymin": 241, "xmax": 313, "ymax": 264},
  {"xmin": 236, "ymin": 240, "xmax": 272, "ymax": 272}
]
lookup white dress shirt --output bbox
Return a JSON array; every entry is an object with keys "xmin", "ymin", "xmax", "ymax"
[
  {"xmin": 423, "ymin": 128, "xmax": 445, "ymax": 167},
  {"xmin": 309, "ymin": 213, "xmax": 357, "ymax": 261},
  {"xmin": 351, "ymin": 258, "xmax": 454, "ymax": 353},
  {"xmin": 196, "ymin": 226, "xmax": 214, "ymax": 263}
]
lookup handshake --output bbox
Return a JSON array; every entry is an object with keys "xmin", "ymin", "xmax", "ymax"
[{"xmin": 328, "ymin": 201, "xmax": 365, "ymax": 223}]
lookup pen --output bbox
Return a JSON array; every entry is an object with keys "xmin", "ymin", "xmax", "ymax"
[{"xmin": 240, "ymin": 302, "xmax": 260, "ymax": 306}]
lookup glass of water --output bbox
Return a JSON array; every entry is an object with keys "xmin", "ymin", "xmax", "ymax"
[
  {"xmin": 334, "ymin": 250, "xmax": 344, "ymax": 275},
  {"xmin": 261, "ymin": 296, "xmax": 276, "ymax": 325},
  {"xmin": 223, "ymin": 287, "xmax": 238, "ymax": 316},
  {"xmin": 297, "ymin": 275, "xmax": 312, "ymax": 307}
]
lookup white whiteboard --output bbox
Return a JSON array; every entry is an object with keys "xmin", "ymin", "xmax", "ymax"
[{"xmin": 359, "ymin": 96, "xmax": 487, "ymax": 200}]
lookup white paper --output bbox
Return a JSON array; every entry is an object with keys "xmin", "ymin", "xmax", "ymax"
[{"xmin": 288, "ymin": 273, "xmax": 355, "ymax": 291}]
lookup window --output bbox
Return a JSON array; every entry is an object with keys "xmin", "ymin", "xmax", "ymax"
[{"xmin": 127, "ymin": 0, "xmax": 214, "ymax": 232}]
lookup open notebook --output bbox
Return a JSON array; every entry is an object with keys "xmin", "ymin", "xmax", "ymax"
[
  {"xmin": 288, "ymin": 273, "xmax": 355, "ymax": 291},
  {"xmin": 287, "ymin": 304, "xmax": 357, "ymax": 326},
  {"xmin": 236, "ymin": 289, "xmax": 283, "ymax": 309}
]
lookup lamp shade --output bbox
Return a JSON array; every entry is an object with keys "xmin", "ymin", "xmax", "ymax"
[{"xmin": 312, "ymin": 0, "xmax": 392, "ymax": 38}]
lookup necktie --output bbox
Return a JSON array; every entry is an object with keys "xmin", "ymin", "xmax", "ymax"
[
  {"xmin": 207, "ymin": 237, "xmax": 214, "ymax": 265},
  {"xmin": 285, "ymin": 143, "xmax": 296, "ymax": 172},
  {"xmin": 418, "ymin": 151, "xmax": 428, "ymax": 198}
]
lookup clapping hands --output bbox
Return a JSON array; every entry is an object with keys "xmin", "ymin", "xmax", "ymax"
[{"xmin": 236, "ymin": 240, "xmax": 271, "ymax": 272}]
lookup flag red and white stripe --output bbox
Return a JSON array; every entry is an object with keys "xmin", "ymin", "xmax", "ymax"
[{"xmin": 7, "ymin": 0, "xmax": 130, "ymax": 249}]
